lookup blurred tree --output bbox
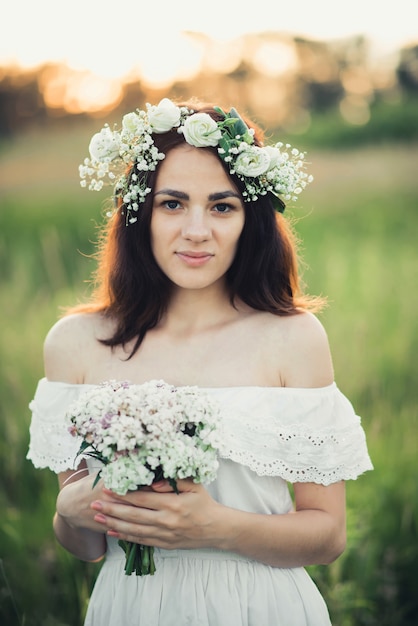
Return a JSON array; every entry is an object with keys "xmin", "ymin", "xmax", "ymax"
[
  {"xmin": 397, "ymin": 44, "xmax": 418, "ymax": 93},
  {"xmin": 294, "ymin": 37, "xmax": 345, "ymax": 111},
  {"xmin": 0, "ymin": 70, "xmax": 48, "ymax": 137},
  {"xmin": 0, "ymin": 33, "xmax": 415, "ymax": 141}
]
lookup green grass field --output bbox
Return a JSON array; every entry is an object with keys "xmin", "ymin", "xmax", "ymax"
[{"xmin": 0, "ymin": 125, "xmax": 417, "ymax": 625}]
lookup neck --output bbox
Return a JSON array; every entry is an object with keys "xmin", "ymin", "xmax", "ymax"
[{"xmin": 159, "ymin": 283, "xmax": 240, "ymax": 336}]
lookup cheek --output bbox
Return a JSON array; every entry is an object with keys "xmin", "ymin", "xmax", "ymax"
[
  {"xmin": 149, "ymin": 217, "xmax": 179, "ymax": 270},
  {"xmin": 231, "ymin": 217, "xmax": 245, "ymax": 248},
  {"xmin": 226, "ymin": 219, "xmax": 245, "ymax": 259}
]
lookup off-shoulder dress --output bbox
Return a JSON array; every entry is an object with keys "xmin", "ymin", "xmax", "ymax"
[{"xmin": 28, "ymin": 378, "xmax": 373, "ymax": 626}]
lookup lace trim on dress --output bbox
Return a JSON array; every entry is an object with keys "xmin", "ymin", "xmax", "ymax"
[
  {"xmin": 214, "ymin": 387, "xmax": 373, "ymax": 485},
  {"xmin": 26, "ymin": 379, "xmax": 373, "ymax": 482},
  {"xmin": 27, "ymin": 398, "xmax": 84, "ymax": 472},
  {"xmin": 219, "ymin": 422, "xmax": 371, "ymax": 485}
]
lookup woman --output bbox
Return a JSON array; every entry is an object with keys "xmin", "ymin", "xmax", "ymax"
[{"xmin": 28, "ymin": 98, "xmax": 373, "ymax": 625}]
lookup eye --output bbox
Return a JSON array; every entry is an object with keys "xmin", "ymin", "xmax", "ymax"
[
  {"xmin": 164, "ymin": 200, "xmax": 181, "ymax": 210},
  {"xmin": 212, "ymin": 203, "xmax": 233, "ymax": 214}
]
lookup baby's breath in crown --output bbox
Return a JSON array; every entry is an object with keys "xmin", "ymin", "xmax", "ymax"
[{"xmin": 79, "ymin": 98, "xmax": 313, "ymax": 224}]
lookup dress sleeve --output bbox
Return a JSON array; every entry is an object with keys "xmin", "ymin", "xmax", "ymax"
[
  {"xmin": 217, "ymin": 385, "xmax": 373, "ymax": 485},
  {"xmin": 27, "ymin": 378, "xmax": 86, "ymax": 473}
]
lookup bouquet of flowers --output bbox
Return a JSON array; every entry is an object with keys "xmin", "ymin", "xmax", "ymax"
[{"xmin": 66, "ymin": 379, "xmax": 221, "ymax": 576}]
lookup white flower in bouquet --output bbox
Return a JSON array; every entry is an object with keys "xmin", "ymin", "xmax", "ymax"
[{"xmin": 66, "ymin": 379, "xmax": 222, "ymax": 576}]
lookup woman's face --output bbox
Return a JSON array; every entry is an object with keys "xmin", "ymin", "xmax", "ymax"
[{"xmin": 150, "ymin": 144, "xmax": 245, "ymax": 293}]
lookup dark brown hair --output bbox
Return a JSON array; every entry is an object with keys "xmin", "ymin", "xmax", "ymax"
[{"xmin": 68, "ymin": 100, "xmax": 324, "ymax": 356}]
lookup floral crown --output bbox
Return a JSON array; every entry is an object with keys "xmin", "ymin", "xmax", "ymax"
[{"xmin": 79, "ymin": 98, "xmax": 313, "ymax": 224}]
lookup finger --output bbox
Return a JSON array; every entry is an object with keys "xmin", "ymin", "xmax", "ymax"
[
  {"xmin": 92, "ymin": 492, "xmax": 176, "ymax": 521},
  {"xmin": 102, "ymin": 487, "xmax": 127, "ymax": 500},
  {"xmin": 150, "ymin": 480, "xmax": 175, "ymax": 493},
  {"xmin": 101, "ymin": 487, "xmax": 156, "ymax": 503},
  {"xmin": 92, "ymin": 504, "xmax": 156, "ymax": 530},
  {"xmin": 92, "ymin": 509, "xmax": 172, "ymax": 547},
  {"xmin": 175, "ymin": 478, "xmax": 201, "ymax": 493}
]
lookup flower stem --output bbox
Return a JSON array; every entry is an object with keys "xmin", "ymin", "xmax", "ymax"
[{"xmin": 118, "ymin": 541, "xmax": 156, "ymax": 576}]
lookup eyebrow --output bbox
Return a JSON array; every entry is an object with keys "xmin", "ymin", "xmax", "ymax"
[{"xmin": 154, "ymin": 188, "xmax": 242, "ymax": 201}]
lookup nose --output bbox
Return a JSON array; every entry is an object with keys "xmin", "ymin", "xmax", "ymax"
[{"xmin": 181, "ymin": 207, "xmax": 211, "ymax": 242}]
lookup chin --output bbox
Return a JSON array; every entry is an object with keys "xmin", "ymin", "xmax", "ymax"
[{"xmin": 169, "ymin": 273, "xmax": 226, "ymax": 292}]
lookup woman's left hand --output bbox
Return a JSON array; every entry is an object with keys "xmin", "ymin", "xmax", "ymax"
[{"xmin": 91, "ymin": 479, "xmax": 221, "ymax": 550}]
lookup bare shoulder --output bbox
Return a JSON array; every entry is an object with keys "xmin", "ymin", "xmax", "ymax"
[
  {"xmin": 262, "ymin": 311, "xmax": 335, "ymax": 388},
  {"xmin": 44, "ymin": 312, "xmax": 110, "ymax": 383},
  {"xmin": 285, "ymin": 310, "xmax": 330, "ymax": 344}
]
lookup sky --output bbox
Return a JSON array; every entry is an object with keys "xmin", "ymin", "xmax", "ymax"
[{"xmin": 2, "ymin": 0, "xmax": 417, "ymax": 84}]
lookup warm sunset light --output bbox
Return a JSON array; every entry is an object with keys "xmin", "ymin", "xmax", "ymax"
[
  {"xmin": 3, "ymin": 0, "xmax": 417, "ymax": 77},
  {"xmin": 39, "ymin": 66, "xmax": 123, "ymax": 114},
  {"xmin": 132, "ymin": 33, "xmax": 203, "ymax": 89},
  {"xmin": 1, "ymin": 0, "xmax": 417, "ymax": 116},
  {"xmin": 252, "ymin": 40, "xmax": 298, "ymax": 77}
]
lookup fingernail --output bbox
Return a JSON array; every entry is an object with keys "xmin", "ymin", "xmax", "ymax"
[
  {"xmin": 94, "ymin": 513, "xmax": 107, "ymax": 523},
  {"xmin": 91, "ymin": 501, "xmax": 103, "ymax": 511}
]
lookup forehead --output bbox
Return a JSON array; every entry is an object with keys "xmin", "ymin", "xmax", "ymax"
[{"xmin": 155, "ymin": 144, "xmax": 238, "ymax": 193}]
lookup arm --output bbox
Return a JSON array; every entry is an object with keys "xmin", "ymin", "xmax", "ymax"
[
  {"xmin": 54, "ymin": 466, "xmax": 107, "ymax": 562},
  {"xmin": 91, "ymin": 477, "xmax": 346, "ymax": 568},
  {"xmin": 44, "ymin": 313, "xmax": 111, "ymax": 562},
  {"xmin": 217, "ymin": 311, "xmax": 345, "ymax": 565},
  {"xmin": 212, "ymin": 480, "xmax": 346, "ymax": 566}
]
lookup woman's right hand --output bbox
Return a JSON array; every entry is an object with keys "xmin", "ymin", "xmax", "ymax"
[
  {"xmin": 56, "ymin": 469, "xmax": 109, "ymax": 532},
  {"xmin": 54, "ymin": 464, "xmax": 111, "ymax": 561}
]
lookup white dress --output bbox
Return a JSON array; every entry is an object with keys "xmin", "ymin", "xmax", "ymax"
[{"xmin": 27, "ymin": 378, "xmax": 373, "ymax": 626}]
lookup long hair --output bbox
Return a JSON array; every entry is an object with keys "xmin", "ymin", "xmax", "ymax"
[{"xmin": 68, "ymin": 100, "xmax": 324, "ymax": 356}]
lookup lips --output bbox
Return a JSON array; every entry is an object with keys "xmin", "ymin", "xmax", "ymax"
[{"xmin": 175, "ymin": 251, "xmax": 214, "ymax": 267}]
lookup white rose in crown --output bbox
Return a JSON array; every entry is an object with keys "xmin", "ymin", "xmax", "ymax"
[
  {"xmin": 234, "ymin": 146, "xmax": 271, "ymax": 177},
  {"xmin": 122, "ymin": 112, "xmax": 144, "ymax": 137},
  {"xmin": 263, "ymin": 145, "xmax": 284, "ymax": 170},
  {"xmin": 89, "ymin": 127, "xmax": 121, "ymax": 162},
  {"xmin": 148, "ymin": 98, "xmax": 181, "ymax": 133},
  {"xmin": 181, "ymin": 113, "xmax": 222, "ymax": 147}
]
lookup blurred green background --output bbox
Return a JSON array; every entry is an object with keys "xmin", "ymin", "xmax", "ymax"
[{"xmin": 1, "ymin": 36, "xmax": 418, "ymax": 625}]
